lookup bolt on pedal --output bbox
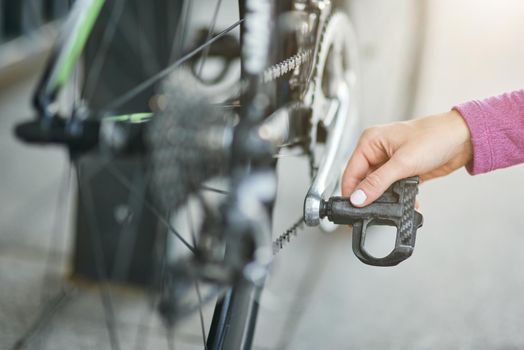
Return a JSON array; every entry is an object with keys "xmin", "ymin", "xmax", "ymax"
[{"xmin": 319, "ymin": 177, "xmax": 423, "ymax": 267}]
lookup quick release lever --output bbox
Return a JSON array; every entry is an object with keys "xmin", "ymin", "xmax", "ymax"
[{"xmin": 320, "ymin": 177, "xmax": 423, "ymax": 267}]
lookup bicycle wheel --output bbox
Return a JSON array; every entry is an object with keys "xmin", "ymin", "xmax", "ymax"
[
  {"xmin": 14, "ymin": 0, "xmax": 274, "ymax": 349},
  {"xmin": 14, "ymin": 0, "xmax": 366, "ymax": 349}
]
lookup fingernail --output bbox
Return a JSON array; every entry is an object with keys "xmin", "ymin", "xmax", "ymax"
[{"xmin": 350, "ymin": 189, "xmax": 367, "ymax": 206}]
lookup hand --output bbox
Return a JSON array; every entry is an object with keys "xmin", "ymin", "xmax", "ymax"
[{"xmin": 341, "ymin": 110, "xmax": 473, "ymax": 207}]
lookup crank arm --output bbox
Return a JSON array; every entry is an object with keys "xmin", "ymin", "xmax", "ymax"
[
  {"xmin": 319, "ymin": 177, "xmax": 423, "ymax": 266},
  {"xmin": 304, "ymin": 82, "xmax": 359, "ymax": 226}
]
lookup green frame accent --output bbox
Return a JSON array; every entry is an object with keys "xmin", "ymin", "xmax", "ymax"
[
  {"xmin": 56, "ymin": 0, "xmax": 105, "ymax": 88},
  {"xmin": 45, "ymin": 0, "xmax": 106, "ymax": 96},
  {"xmin": 104, "ymin": 113, "xmax": 153, "ymax": 123}
]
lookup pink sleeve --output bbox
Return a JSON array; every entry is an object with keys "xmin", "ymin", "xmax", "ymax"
[{"xmin": 453, "ymin": 89, "xmax": 524, "ymax": 175}]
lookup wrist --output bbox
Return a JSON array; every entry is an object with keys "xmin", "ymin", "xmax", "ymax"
[{"xmin": 447, "ymin": 109, "xmax": 473, "ymax": 165}]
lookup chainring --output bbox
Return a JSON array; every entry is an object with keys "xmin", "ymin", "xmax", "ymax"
[{"xmin": 306, "ymin": 11, "xmax": 360, "ymax": 172}]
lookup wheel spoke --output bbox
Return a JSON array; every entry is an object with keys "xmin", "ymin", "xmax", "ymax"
[
  {"xmin": 166, "ymin": 327, "xmax": 176, "ymax": 350},
  {"xmin": 194, "ymin": 281, "xmax": 208, "ymax": 350},
  {"xmin": 110, "ymin": 168, "xmax": 147, "ymax": 281},
  {"xmin": 275, "ymin": 241, "xmax": 330, "ymax": 350},
  {"xmin": 185, "ymin": 197, "xmax": 208, "ymax": 350},
  {"xmin": 273, "ymin": 152, "xmax": 308, "ymax": 159},
  {"xmin": 99, "ymin": 19, "xmax": 244, "ymax": 115},
  {"xmin": 105, "ymin": 164, "xmax": 196, "ymax": 254},
  {"xmin": 196, "ymin": 0, "xmax": 224, "ymax": 77},
  {"xmin": 200, "ymin": 185, "xmax": 229, "ymax": 195},
  {"xmin": 186, "ymin": 200, "xmax": 198, "ymax": 246},
  {"xmin": 134, "ymin": 0, "xmax": 162, "ymax": 76},
  {"xmin": 12, "ymin": 288, "xmax": 75, "ymax": 350},
  {"xmin": 82, "ymin": 0, "xmax": 127, "ymax": 102},
  {"xmin": 75, "ymin": 166, "xmax": 121, "ymax": 350},
  {"xmin": 40, "ymin": 164, "xmax": 72, "ymax": 303},
  {"xmin": 169, "ymin": 0, "xmax": 193, "ymax": 63},
  {"xmin": 132, "ymin": 296, "xmax": 158, "ymax": 350},
  {"xmin": 277, "ymin": 139, "xmax": 308, "ymax": 149}
]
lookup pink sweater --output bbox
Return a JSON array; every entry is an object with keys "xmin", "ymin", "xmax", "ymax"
[{"xmin": 454, "ymin": 89, "xmax": 524, "ymax": 175}]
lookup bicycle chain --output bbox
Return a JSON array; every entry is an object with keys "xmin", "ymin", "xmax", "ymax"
[
  {"xmin": 229, "ymin": 48, "xmax": 313, "ymax": 99},
  {"xmin": 263, "ymin": 49, "xmax": 313, "ymax": 83},
  {"xmin": 267, "ymin": 14, "xmax": 332, "ymax": 256},
  {"xmin": 261, "ymin": 50, "xmax": 313, "ymax": 256},
  {"xmin": 235, "ymin": 12, "xmax": 331, "ymax": 256},
  {"xmin": 265, "ymin": 46, "xmax": 326, "ymax": 256},
  {"xmin": 272, "ymin": 217, "xmax": 305, "ymax": 256}
]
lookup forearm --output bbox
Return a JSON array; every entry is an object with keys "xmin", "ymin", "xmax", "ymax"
[{"xmin": 454, "ymin": 89, "xmax": 524, "ymax": 175}]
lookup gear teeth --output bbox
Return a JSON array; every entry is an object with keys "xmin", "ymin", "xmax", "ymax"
[
  {"xmin": 307, "ymin": 13, "xmax": 335, "ymax": 176},
  {"xmin": 280, "ymin": 62, "xmax": 288, "ymax": 75},
  {"xmin": 288, "ymin": 58, "xmax": 296, "ymax": 70},
  {"xmin": 147, "ymin": 70, "xmax": 233, "ymax": 211},
  {"xmin": 275, "ymin": 65, "xmax": 282, "ymax": 78},
  {"xmin": 262, "ymin": 49, "xmax": 312, "ymax": 83}
]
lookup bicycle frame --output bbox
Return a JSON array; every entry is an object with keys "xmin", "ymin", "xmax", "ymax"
[{"xmin": 34, "ymin": 0, "xmax": 105, "ymax": 118}]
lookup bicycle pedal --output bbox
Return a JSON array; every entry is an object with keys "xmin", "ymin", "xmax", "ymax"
[{"xmin": 319, "ymin": 177, "xmax": 423, "ymax": 267}]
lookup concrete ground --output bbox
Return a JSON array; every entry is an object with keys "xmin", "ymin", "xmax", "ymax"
[{"xmin": 2, "ymin": 0, "xmax": 524, "ymax": 349}]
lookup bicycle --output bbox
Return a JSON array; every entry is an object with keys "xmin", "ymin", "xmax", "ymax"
[{"xmin": 13, "ymin": 0, "xmax": 424, "ymax": 349}]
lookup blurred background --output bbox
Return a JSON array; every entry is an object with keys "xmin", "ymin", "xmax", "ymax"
[{"xmin": 1, "ymin": 0, "xmax": 524, "ymax": 349}]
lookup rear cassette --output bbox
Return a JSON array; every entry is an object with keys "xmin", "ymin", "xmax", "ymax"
[{"xmin": 147, "ymin": 70, "xmax": 235, "ymax": 211}]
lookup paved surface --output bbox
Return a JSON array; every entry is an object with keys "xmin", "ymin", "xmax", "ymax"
[{"xmin": 2, "ymin": 0, "xmax": 524, "ymax": 349}]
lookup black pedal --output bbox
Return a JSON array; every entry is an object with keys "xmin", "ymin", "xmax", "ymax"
[{"xmin": 320, "ymin": 177, "xmax": 423, "ymax": 266}]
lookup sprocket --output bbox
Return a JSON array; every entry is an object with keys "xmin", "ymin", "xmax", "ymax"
[{"xmin": 305, "ymin": 11, "xmax": 360, "ymax": 170}]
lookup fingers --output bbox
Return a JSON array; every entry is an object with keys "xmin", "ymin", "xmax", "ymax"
[
  {"xmin": 341, "ymin": 150, "xmax": 371, "ymax": 197},
  {"xmin": 349, "ymin": 156, "xmax": 409, "ymax": 207},
  {"xmin": 342, "ymin": 125, "xmax": 412, "ymax": 205}
]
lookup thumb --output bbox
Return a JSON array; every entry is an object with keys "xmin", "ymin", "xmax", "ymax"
[{"xmin": 349, "ymin": 157, "xmax": 408, "ymax": 207}]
